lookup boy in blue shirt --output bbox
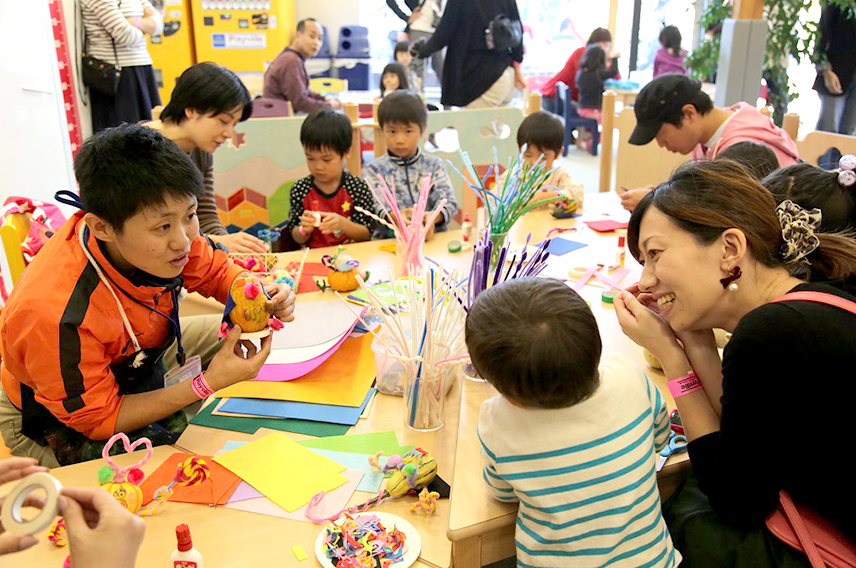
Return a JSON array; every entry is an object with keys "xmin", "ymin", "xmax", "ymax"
[{"xmin": 363, "ymin": 91, "xmax": 457, "ymax": 239}]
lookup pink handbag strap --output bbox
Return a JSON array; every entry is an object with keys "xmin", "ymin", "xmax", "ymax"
[
  {"xmin": 778, "ymin": 490, "xmax": 826, "ymax": 568},
  {"xmin": 773, "ymin": 291, "xmax": 856, "ymax": 317}
]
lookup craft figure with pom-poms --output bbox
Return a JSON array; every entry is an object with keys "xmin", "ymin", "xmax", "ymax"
[
  {"xmin": 552, "ymin": 193, "xmax": 579, "ymax": 219},
  {"xmin": 97, "ymin": 433, "xmax": 153, "ymax": 513},
  {"xmin": 138, "ymin": 455, "xmax": 211, "ymax": 517},
  {"xmin": 317, "ymin": 245, "xmax": 370, "ymax": 293},
  {"xmin": 218, "ymin": 276, "xmax": 284, "ymax": 339},
  {"xmin": 345, "ymin": 448, "xmax": 438, "ymax": 514}
]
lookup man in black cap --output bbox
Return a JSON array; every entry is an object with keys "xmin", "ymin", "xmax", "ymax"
[{"xmin": 620, "ymin": 74, "xmax": 799, "ymax": 211}]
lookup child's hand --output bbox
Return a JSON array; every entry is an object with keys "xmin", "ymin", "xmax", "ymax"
[
  {"xmin": 319, "ymin": 212, "xmax": 349, "ymax": 235},
  {"xmin": 262, "ymin": 281, "xmax": 297, "ymax": 323},
  {"xmin": 299, "ymin": 212, "xmax": 317, "ymax": 234}
]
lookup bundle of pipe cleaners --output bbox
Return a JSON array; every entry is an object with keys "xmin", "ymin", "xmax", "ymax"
[
  {"xmin": 356, "ymin": 174, "xmax": 446, "ymax": 277},
  {"xmin": 447, "ymin": 148, "xmax": 560, "ymax": 236},
  {"xmin": 465, "ymin": 229, "xmax": 552, "ymax": 310},
  {"xmin": 138, "ymin": 456, "xmax": 211, "ymax": 517},
  {"xmin": 321, "ymin": 513, "xmax": 407, "ymax": 568}
]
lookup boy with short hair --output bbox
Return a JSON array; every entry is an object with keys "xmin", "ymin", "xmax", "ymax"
[
  {"xmin": 466, "ymin": 278, "xmax": 680, "ymax": 568},
  {"xmin": 498, "ymin": 111, "xmax": 585, "ymax": 210},
  {"xmin": 363, "ymin": 91, "xmax": 457, "ymax": 239},
  {"xmin": 0, "ymin": 124, "xmax": 295, "ymax": 467},
  {"xmin": 287, "ymin": 109, "xmax": 375, "ymax": 248}
]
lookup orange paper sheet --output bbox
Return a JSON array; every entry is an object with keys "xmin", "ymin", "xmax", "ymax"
[
  {"xmin": 140, "ymin": 453, "xmax": 242, "ymax": 506},
  {"xmin": 215, "ymin": 334, "xmax": 375, "ymax": 407}
]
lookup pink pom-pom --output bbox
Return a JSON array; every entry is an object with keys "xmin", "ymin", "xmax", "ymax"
[
  {"xmin": 385, "ymin": 455, "xmax": 402, "ymax": 471},
  {"xmin": 246, "ymin": 258, "xmax": 258, "ymax": 270},
  {"xmin": 268, "ymin": 317, "xmax": 284, "ymax": 331},
  {"xmin": 244, "ymin": 281, "xmax": 261, "ymax": 299},
  {"xmin": 218, "ymin": 322, "xmax": 231, "ymax": 339},
  {"xmin": 127, "ymin": 468, "xmax": 145, "ymax": 485}
]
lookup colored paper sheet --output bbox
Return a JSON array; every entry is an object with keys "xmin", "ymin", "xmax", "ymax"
[
  {"xmin": 584, "ymin": 219, "xmax": 629, "ymax": 232},
  {"xmin": 139, "ymin": 453, "xmax": 242, "ymax": 506},
  {"xmin": 215, "ymin": 334, "xmax": 376, "ymax": 407},
  {"xmin": 214, "ymin": 432, "xmax": 348, "ymax": 512},
  {"xmin": 292, "ymin": 545, "xmax": 308, "ymax": 561},
  {"xmin": 224, "ymin": 468, "xmax": 363, "ymax": 522},
  {"xmin": 310, "ymin": 449, "xmax": 388, "ymax": 493},
  {"xmin": 297, "ymin": 431, "xmax": 413, "ymax": 456},
  {"xmin": 283, "ymin": 261, "xmax": 327, "ymax": 294},
  {"xmin": 219, "ymin": 389, "xmax": 376, "ymax": 425},
  {"xmin": 538, "ymin": 238, "xmax": 588, "ymax": 256},
  {"xmin": 347, "ymin": 281, "xmax": 411, "ymax": 309},
  {"xmin": 189, "ymin": 399, "xmax": 350, "ymax": 437},
  {"xmin": 272, "ymin": 301, "xmax": 360, "ymax": 350}
]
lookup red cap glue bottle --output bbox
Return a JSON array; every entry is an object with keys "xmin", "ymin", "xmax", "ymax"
[{"xmin": 172, "ymin": 524, "xmax": 203, "ymax": 568}]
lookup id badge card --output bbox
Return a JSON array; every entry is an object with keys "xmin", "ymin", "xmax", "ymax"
[{"xmin": 164, "ymin": 355, "xmax": 202, "ymax": 388}]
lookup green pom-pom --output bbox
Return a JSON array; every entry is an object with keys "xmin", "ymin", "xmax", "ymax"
[
  {"xmin": 402, "ymin": 463, "xmax": 417, "ymax": 477},
  {"xmin": 97, "ymin": 466, "xmax": 114, "ymax": 485}
]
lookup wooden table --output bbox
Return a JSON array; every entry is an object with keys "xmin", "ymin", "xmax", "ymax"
[{"xmin": 5, "ymin": 194, "xmax": 689, "ymax": 568}]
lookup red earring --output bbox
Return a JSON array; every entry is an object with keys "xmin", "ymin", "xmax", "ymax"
[{"xmin": 720, "ymin": 266, "xmax": 742, "ymax": 291}]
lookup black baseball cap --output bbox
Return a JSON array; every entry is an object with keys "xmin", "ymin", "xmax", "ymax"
[{"xmin": 629, "ymin": 74, "xmax": 705, "ymax": 146}]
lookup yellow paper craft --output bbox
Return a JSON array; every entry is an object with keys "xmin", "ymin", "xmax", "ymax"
[
  {"xmin": 213, "ymin": 432, "xmax": 348, "ymax": 512},
  {"xmin": 291, "ymin": 545, "xmax": 308, "ymax": 561},
  {"xmin": 215, "ymin": 334, "xmax": 375, "ymax": 407}
]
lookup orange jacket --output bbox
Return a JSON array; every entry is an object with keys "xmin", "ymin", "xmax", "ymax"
[{"xmin": 0, "ymin": 212, "xmax": 242, "ymax": 439}]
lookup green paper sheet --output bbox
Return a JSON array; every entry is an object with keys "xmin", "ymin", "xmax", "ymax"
[
  {"xmin": 190, "ymin": 400, "xmax": 350, "ymax": 437},
  {"xmin": 297, "ymin": 431, "xmax": 413, "ymax": 455}
]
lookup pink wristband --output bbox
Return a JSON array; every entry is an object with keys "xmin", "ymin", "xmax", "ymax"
[
  {"xmin": 667, "ymin": 372, "xmax": 703, "ymax": 399},
  {"xmin": 190, "ymin": 373, "xmax": 215, "ymax": 399}
]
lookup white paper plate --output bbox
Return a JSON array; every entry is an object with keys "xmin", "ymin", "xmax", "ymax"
[{"xmin": 314, "ymin": 511, "xmax": 422, "ymax": 568}]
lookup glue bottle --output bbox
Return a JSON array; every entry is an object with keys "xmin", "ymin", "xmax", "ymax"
[
  {"xmin": 461, "ymin": 213, "xmax": 472, "ymax": 242},
  {"xmin": 172, "ymin": 524, "xmax": 203, "ymax": 568}
]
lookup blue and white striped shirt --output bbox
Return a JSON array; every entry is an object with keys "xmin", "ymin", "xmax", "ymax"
[{"xmin": 478, "ymin": 353, "xmax": 680, "ymax": 568}]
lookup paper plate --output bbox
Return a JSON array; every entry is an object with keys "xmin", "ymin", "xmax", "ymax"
[{"xmin": 314, "ymin": 511, "xmax": 422, "ymax": 568}]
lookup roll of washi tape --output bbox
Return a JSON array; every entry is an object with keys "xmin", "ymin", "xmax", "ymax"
[
  {"xmin": 569, "ymin": 266, "xmax": 588, "ymax": 279},
  {"xmin": 602, "ymin": 290, "xmax": 619, "ymax": 304},
  {"xmin": 0, "ymin": 472, "xmax": 62, "ymax": 535},
  {"xmin": 447, "ymin": 240, "xmax": 462, "ymax": 253}
]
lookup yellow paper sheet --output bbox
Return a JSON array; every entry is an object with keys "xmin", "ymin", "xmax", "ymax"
[
  {"xmin": 213, "ymin": 432, "xmax": 348, "ymax": 512},
  {"xmin": 215, "ymin": 334, "xmax": 376, "ymax": 407},
  {"xmin": 291, "ymin": 545, "xmax": 308, "ymax": 561}
]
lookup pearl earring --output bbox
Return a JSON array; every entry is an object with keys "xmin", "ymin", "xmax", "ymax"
[
  {"xmin": 720, "ymin": 266, "xmax": 742, "ymax": 291},
  {"xmin": 728, "ymin": 281, "xmax": 739, "ymax": 292}
]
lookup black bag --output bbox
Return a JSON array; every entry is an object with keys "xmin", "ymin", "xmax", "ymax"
[
  {"xmin": 81, "ymin": 1, "xmax": 122, "ymax": 96},
  {"xmin": 473, "ymin": 0, "xmax": 523, "ymax": 52}
]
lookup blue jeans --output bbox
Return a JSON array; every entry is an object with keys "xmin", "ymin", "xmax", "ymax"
[{"xmin": 816, "ymin": 70, "xmax": 856, "ymax": 135}]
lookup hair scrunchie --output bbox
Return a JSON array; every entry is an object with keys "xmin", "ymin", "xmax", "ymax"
[{"xmin": 776, "ymin": 200, "xmax": 822, "ymax": 265}]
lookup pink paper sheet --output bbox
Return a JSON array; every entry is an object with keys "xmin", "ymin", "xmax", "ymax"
[
  {"xmin": 584, "ymin": 219, "xmax": 629, "ymax": 232},
  {"xmin": 223, "ymin": 468, "xmax": 364, "ymax": 522}
]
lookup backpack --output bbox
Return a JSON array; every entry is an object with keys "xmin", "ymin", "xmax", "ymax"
[{"xmin": 473, "ymin": 0, "xmax": 522, "ymax": 52}]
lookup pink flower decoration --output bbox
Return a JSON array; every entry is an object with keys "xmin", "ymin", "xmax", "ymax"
[
  {"xmin": 218, "ymin": 322, "xmax": 231, "ymax": 338},
  {"xmin": 244, "ymin": 281, "xmax": 260, "ymax": 299},
  {"xmin": 268, "ymin": 317, "xmax": 284, "ymax": 331},
  {"xmin": 127, "ymin": 467, "xmax": 145, "ymax": 485}
]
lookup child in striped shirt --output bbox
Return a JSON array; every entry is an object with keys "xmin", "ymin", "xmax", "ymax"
[{"xmin": 465, "ymin": 278, "xmax": 680, "ymax": 568}]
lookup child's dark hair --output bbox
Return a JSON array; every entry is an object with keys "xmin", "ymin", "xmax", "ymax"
[
  {"xmin": 717, "ymin": 141, "xmax": 780, "ymax": 180},
  {"xmin": 377, "ymin": 90, "xmax": 428, "ymax": 131},
  {"xmin": 160, "ymin": 62, "xmax": 253, "ymax": 124},
  {"xmin": 586, "ymin": 27, "xmax": 612, "ymax": 45},
  {"xmin": 394, "ymin": 41, "xmax": 410, "ymax": 59},
  {"xmin": 74, "ymin": 124, "xmax": 204, "ymax": 232},
  {"xmin": 762, "ymin": 163, "xmax": 856, "ymax": 233},
  {"xmin": 465, "ymin": 278, "xmax": 601, "ymax": 409},
  {"xmin": 659, "ymin": 25, "xmax": 682, "ymax": 56},
  {"xmin": 580, "ymin": 44, "xmax": 607, "ymax": 71},
  {"xmin": 380, "ymin": 63, "xmax": 410, "ymax": 96},
  {"xmin": 517, "ymin": 111, "xmax": 564, "ymax": 156},
  {"xmin": 300, "ymin": 108, "xmax": 353, "ymax": 156}
]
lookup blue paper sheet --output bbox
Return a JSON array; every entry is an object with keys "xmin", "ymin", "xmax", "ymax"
[
  {"xmin": 219, "ymin": 388, "xmax": 375, "ymax": 425},
  {"xmin": 539, "ymin": 238, "xmax": 588, "ymax": 256}
]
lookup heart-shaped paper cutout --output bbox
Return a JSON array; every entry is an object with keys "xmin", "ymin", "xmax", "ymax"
[{"xmin": 101, "ymin": 433, "xmax": 153, "ymax": 483}]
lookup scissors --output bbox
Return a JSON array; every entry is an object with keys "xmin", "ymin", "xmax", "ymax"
[{"xmin": 656, "ymin": 431, "xmax": 688, "ymax": 472}]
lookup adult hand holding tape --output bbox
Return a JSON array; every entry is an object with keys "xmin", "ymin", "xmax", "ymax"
[{"xmin": 1, "ymin": 471, "xmax": 61, "ymax": 536}]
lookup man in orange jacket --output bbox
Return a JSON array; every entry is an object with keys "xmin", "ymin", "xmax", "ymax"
[{"xmin": 0, "ymin": 125, "xmax": 295, "ymax": 466}]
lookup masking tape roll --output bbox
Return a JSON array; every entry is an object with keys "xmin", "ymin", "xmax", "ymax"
[
  {"xmin": 569, "ymin": 266, "xmax": 588, "ymax": 279},
  {"xmin": 0, "ymin": 472, "xmax": 62, "ymax": 535}
]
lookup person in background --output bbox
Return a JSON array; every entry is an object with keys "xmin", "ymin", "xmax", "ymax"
[
  {"xmin": 620, "ymin": 74, "xmax": 799, "ymax": 211},
  {"xmin": 411, "ymin": 0, "xmax": 525, "ymax": 109},
  {"xmin": 575, "ymin": 45, "xmax": 619, "ymax": 152},
  {"xmin": 541, "ymin": 27, "xmax": 615, "ymax": 114},
  {"xmin": 813, "ymin": 2, "xmax": 856, "ymax": 135},
  {"xmin": 653, "ymin": 25, "xmax": 687, "ymax": 78},
  {"xmin": 145, "ymin": 63, "xmax": 266, "ymax": 254},
  {"xmin": 379, "ymin": 63, "xmax": 411, "ymax": 99},
  {"xmin": 81, "ymin": 0, "xmax": 163, "ymax": 132},
  {"xmin": 716, "ymin": 141, "xmax": 780, "ymax": 181},
  {"xmin": 763, "ymin": 161, "xmax": 856, "ymax": 233},
  {"xmin": 1, "ymin": 457, "xmax": 145, "ymax": 566},
  {"xmin": 263, "ymin": 19, "xmax": 342, "ymax": 114},
  {"xmin": 286, "ymin": 109, "xmax": 375, "ymax": 249},
  {"xmin": 363, "ymin": 91, "xmax": 456, "ymax": 239},
  {"xmin": 467, "ymin": 278, "xmax": 680, "ymax": 568},
  {"xmin": 394, "ymin": 41, "xmax": 422, "ymax": 94},
  {"xmin": 388, "ymin": 0, "xmax": 446, "ymax": 96}
]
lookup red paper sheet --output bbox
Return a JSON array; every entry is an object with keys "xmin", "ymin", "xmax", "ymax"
[
  {"xmin": 283, "ymin": 261, "xmax": 327, "ymax": 294},
  {"xmin": 140, "ymin": 453, "xmax": 242, "ymax": 506},
  {"xmin": 584, "ymin": 219, "xmax": 629, "ymax": 232}
]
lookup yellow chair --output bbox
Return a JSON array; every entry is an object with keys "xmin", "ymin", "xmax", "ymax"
[
  {"xmin": 1, "ymin": 213, "xmax": 30, "ymax": 287},
  {"xmin": 309, "ymin": 78, "xmax": 349, "ymax": 94}
]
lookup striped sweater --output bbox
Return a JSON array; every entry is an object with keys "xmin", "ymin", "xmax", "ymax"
[
  {"xmin": 81, "ymin": 0, "xmax": 162, "ymax": 67},
  {"xmin": 478, "ymin": 353, "xmax": 680, "ymax": 568}
]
